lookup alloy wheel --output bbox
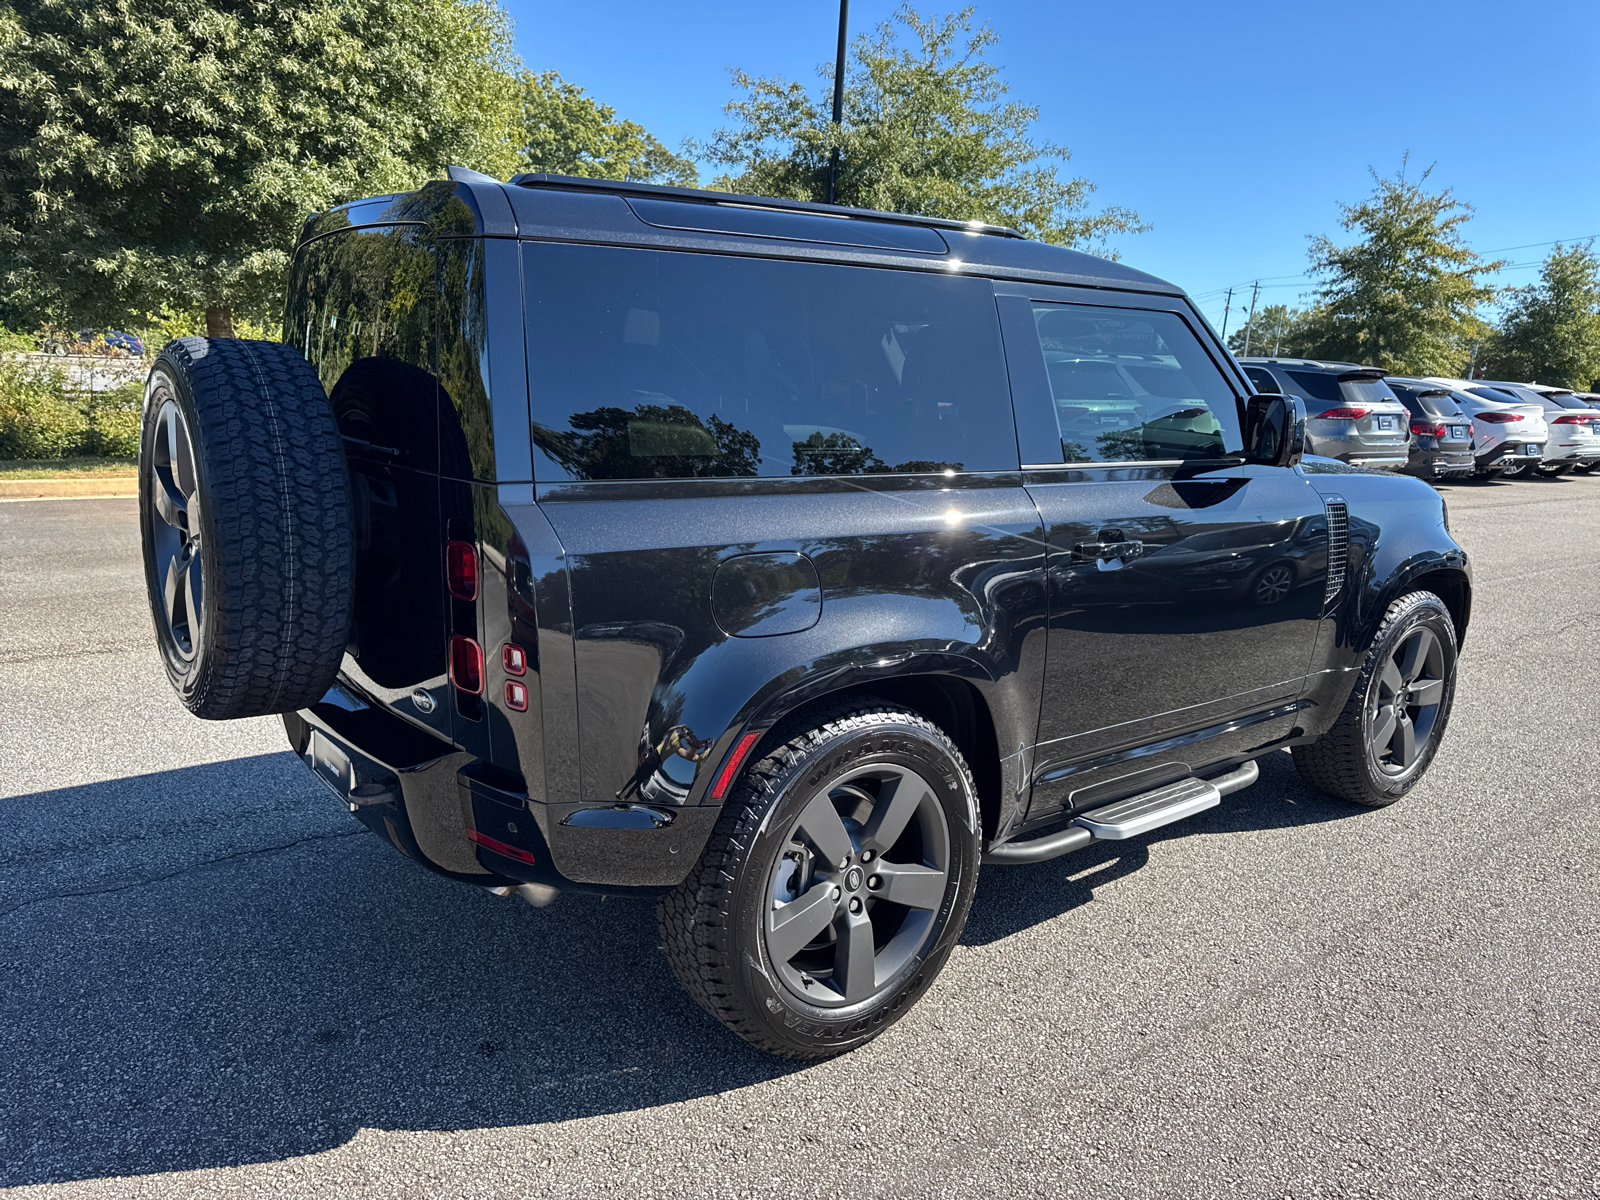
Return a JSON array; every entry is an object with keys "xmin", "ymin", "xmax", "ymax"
[
  {"xmin": 763, "ymin": 763, "xmax": 951, "ymax": 1008},
  {"xmin": 1254, "ymin": 564, "xmax": 1293, "ymax": 605},
  {"xmin": 147, "ymin": 398, "xmax": 204, "ymax": 661},
  {"xmin": 1367, "ymin": 626, "xmax": 1446, "ymax": 776}
]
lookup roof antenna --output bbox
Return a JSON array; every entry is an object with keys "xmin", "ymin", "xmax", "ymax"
[
  {"xmin": 826, "ymin": 1, "xmax": 849, "ymax": 205},
  {"xmin": 447, "ymin": 164, "xmax": 499, "ymax": 184}
]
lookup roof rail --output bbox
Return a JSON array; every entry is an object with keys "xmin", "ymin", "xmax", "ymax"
[{"xmin": 506, "ymin": 172, "xmax": 1026, "ymax": 240}]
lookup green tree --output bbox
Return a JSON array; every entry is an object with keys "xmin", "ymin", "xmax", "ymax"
[
  {"xmin": 696, "ymin": 5, "xmax": 1144, "ymax": 254},
  {"xmin": 1227, "ymin": 304, "xmax": 1315, "ymax": 358},
  {"xmin": 516, "ymin": 71, "xmax": 697, "ymax": 186},
  {"xmin": 1482, "ymin": 243, "xmax": 1600, "ymax": 389},
  {"xmin": 1297, "ymin": 159, "xmax": 1503, "ymax": 374},
  {"xmin": 0, "ymin": 0, "xmax": 520, "ymax": 335}
]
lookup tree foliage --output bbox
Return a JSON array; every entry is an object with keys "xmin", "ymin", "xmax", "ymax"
[
  {"xmin": 1482, "ymin": 243, "xmax": 1600, "ymax": 389},
  {"xmin": 516, "ymin": 70, "xmax": 697, "ymax": 186},
  {"xmin": 695, "ymin": 5, "xmax": 1144, "ymax": 254},
  {"xmin": 1297, "ymin": 159, "xmax": 1502, "ymax": 375},
  {"xmin": 1227, "ymin": 304, "xmax": 1316, "ymax": 359},
  {"xmin": 0, "ymin": 0, "xmax": 520, "ymax": 329}
]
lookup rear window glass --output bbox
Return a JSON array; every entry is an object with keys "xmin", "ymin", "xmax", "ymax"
[
  {"xmin": 1029, "ymin": 303, "xmax": 1241, "ymax": 462},
  {"xmin": 1340, "ymin": 377, "xmax": 1400, "ymax": 407},
  {"xmin": 1284, "ymin": 370, "xmax": 1343, "ymax": 405},
  {"xmin": 1544, "ymin": 392, "xmax": 1589, "ymax": 409},
  {"xmin": 523, "ymin": 244, "xmax": 1016, "ymax": 480}
]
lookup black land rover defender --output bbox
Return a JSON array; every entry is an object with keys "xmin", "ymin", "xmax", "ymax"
[{"xmin": 138, "ymin": 169, "xmax": 1471, "ymax": 1058}]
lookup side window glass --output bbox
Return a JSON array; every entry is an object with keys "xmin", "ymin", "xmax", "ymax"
[
  {"xmin": 1243, "ymin": 366, "xmax": 1279, "ymax": 395},
  {"xmin": 1030, "ymin": 303, "xmax": 1242, "ymax": 463},
  {"xmin": 524, "ymin": 244, "xmax": 1017, "ymax": 480}
]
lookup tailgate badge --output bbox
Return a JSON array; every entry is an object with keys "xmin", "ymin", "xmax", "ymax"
[{"xmin": 410, "ymin": 688, "xmax": 437, "ymax": 714}]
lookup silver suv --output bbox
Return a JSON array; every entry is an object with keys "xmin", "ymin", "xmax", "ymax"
[{"xmin": 1239, "ymin": 358, "xmax": 1410, "ymax": 469}]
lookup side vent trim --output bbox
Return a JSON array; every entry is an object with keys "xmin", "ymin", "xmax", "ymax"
[{"xmin": 1323, "ymin": 497, "xmax": 1349, "ymax": 605}]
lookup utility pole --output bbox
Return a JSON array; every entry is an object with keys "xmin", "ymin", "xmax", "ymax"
[
  {"xmin": 1272, "ymin": 312, "xmax": 1283, "ymax": 356},
  {"xmin": 826, "ymin": 0, "xmax": 849, "ymax": 205},
  {"xmin": 1219, "ymin": 287, "xmax": 1234, "ymax": 341},
  {"xmin": 1240, "ymin": 280, "xmax": 1261, "ymax": 357},
  {"xmin": 1466, "ymin": 338, "xmax": 1481, "ymax": 379}
]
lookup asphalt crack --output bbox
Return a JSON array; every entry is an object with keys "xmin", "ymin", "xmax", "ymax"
[{"xmin": 0, "ymin": 827, "xmax": 363, "ymax": 922}]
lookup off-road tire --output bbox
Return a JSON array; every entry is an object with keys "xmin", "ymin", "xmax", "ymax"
[
  {"xmin": 1292, "ymin": 590, "xmax": 1458, "ymax": 807},
  {"xmin": 139, "ymin": 338, "xmax": 352, "ymax": 719},
  {"xmin": 659, "ymin": 700, "xmax": 981, "ymax": 1059}
]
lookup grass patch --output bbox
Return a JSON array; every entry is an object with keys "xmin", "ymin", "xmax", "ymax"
[{"xmin": 0, "ymin": 456, "xmax": 137, "ymax": 479}]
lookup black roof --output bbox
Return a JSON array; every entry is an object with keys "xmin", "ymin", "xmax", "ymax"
[{"xmin": 298, "ymin": 171, "xmax": 1182, "ymax": 297}]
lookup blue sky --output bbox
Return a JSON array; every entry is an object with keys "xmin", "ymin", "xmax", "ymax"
[{"xmin": 502, "ymin": 0, "xmax": 1600, "ymax": 332}]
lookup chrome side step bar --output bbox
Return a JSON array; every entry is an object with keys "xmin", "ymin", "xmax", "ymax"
[{"xmin": 982, "ymin": 760, "xmax": 1260, "ymax": 865}]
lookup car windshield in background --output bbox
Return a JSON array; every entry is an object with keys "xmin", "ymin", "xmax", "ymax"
[
  {"xmin": 1030, "ymin": 304, "xmax": 1238, "ymax": 462},
  {"xmin": 524, "ymin": 244, "xmax": 1017, "ymax": 480}
]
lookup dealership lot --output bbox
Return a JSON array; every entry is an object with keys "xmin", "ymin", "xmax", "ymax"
[{"xmin": 1, "ymin": 478, "xmax": 1596, "ymax": 1199}]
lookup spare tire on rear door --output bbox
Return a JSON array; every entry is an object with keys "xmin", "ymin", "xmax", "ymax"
[{"xmin": 139, "ymin": 337, "xmax": 353, "ymax": 719}]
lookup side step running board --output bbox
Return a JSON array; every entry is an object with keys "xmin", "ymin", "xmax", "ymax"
[{"xmin": 982, "ymin": 760, "xmax": 1260, "ymax": 865}]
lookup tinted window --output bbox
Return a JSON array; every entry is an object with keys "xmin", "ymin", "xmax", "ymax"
[
  {"xmin": 1544, "ymin": 392, "xmax": 1589, "ymax": 409},
  {"xmin": 1243, "ymin": 366, "xmax": 1280, "ymax": 394},
  {"xmin": 1469, "ymin": 386, "xmax": 1529, "ymax": 405},
  {"xmin": 524, "ymin": 244, "xmax": 1016, "ymax": 480},
  {"xmin": 1029, "ymin": 303, "xmax": 1241, "ymax": 462},
  {"xmin": 1388, "ymin": 386, "xmax": 1426, "ymax": 417},
  {"xmin": 1284, "ymin": 370, "xmax": 1343, "ymax": 405},
  {"xmin": 628, "ymin": 198, "xmax": 948, "ymax": 254}
]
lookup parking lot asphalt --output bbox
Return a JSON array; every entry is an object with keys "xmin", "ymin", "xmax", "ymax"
[{"xmin": 1, "ymin": 475, "xmax": 1597, "ymax": 1200}]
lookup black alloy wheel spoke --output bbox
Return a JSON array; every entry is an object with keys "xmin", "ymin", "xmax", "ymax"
[
  {"xmin": 860, "ymin": 772, "xmax": 929, "ymax": 856},
  {"xmin": 1407, "ymin": 677, "xmax": 1444, "ymax": 706},
  {"xmin": 831, "ymin": 909, "xmax": 877, "ymax": 1003},
  {"xmin": 766, "ymin": 880, "xmax": 838, "ymax": 964},
  {"xmin": 1399, "ymin": 628, "xmax": 1437, "ymax": 684},
  {"xmin": 793, "ymin": 792, "xmax": 854, "ymax": 868},
  {"xmin": 868, "ymin": 861, "xmax": 945, "ymax": 910}
]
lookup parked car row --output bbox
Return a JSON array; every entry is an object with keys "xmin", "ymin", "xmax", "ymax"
[{"xmin": 1237, "ymin": 356, "xmax": 1600, "ymax": 482}]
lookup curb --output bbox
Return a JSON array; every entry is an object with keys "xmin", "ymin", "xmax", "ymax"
[{"xmin": 0, "ymin": 477, "xmax": 138, "ymax": 500}]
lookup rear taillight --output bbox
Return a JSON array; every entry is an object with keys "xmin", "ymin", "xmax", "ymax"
[
  {"xmin": 1474, "ymin": 412, "xmax": 1522, "ymax": 423},
  {"xmin": 1552, "ymin": 414, "xmax": 1595, "ymax": 424},
  {"xmin": 446, "ymin": 539, "xmax": 478, "ymax": 601},
  {"xmin": 449, "ymin": 635, "xmax": 484, "ymax": 694},
  {"xmin": 1319, "ymin": 407, "xmax": 1370, "ymax": 420},
  {"xmin": 467, "ymin": 829, "xmax": 535, "ymax": 865},
  {"xmin": 1410, "ymin": 421, "xmax": 1446, "ymax": 438}
]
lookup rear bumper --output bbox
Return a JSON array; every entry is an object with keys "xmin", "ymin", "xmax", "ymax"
[
  {"xmin": 283, "ymin": 687, "xmax": 716, "ymax": 894},
  {"xmin": 1477, "ymin": 442, "xmax": 1544, "ymax": 469},
  {"xmin": 1406, "ymin": 447, "xmax": 1473, "ymax": 477}
]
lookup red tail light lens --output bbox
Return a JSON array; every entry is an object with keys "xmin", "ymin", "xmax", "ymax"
[
  {"xmin": 446, "ymin": 540, "xmax": 478, "ymax": 601},
  {"xmin": 448, "ymin": 635, "xmax": 483, "ymax": 694},
  {"xmin": 1552, "ymin": 414, "xmax": 1595, "ymax": 424},
  {"xmin": 1318, "ymin": 407, "xmax": 1371, "ymax": 420},
  {"xmin": 1410, "ymin": 421, "xmax": 1446, "ymax": 438},
  {"xmin": 1474, "ymin": 412, "xmax": 1522, "ymax": 423}
]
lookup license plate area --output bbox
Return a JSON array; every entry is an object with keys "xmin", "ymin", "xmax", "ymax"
[
  {"xmin": 1377, "ymin": 415, "xmax": 1396, "ymax": 431},
  {"xmin": 1524, "ymin": 444, "xmax": 1540, "ymax": 456},
  {"xmin": 307, "ymin": 729, "xmax": 352, "ymax": 795}
]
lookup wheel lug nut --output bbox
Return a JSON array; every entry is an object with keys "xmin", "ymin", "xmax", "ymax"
[
  {"xmin": 848, "ymin": 897, "xmax": 862, "ymax": 914},
  {"xmin": 867, "ymin": 874, "xmax": 881, "ymax": 891},
  {"xmin": 861, "ymin": 849, "xmax": 874, "ymax": 862},
  {"xmin": 839, "ymin": 856, "xmax": 850, "ymax": 870},
  {"xmin": 831, "ymin": 885, "xmax": 841, "ymax": 901}
]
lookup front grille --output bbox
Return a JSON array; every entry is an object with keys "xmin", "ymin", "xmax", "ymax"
[{"xmin": 1324, "ymin": 499, "xmax": 1349, "ymax": 605}]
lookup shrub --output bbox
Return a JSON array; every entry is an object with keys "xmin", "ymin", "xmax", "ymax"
[{"xmin": 0, "ymin": 359, "xmax": 143, "ymax": 459}]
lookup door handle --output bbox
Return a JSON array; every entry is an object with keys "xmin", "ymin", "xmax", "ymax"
[{"xmin": 1072, "ymin": 539, "xmax": 1145, "ymax": 563}]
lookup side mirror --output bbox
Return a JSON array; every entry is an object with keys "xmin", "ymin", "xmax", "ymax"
[{"xmin": 1245, "ymin": 393, "xmax": 1305, "ymax": 467}]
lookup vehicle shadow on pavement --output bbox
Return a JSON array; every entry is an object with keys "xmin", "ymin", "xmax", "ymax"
[
  {"xmin": 0, "ymin": 760, "xmax": 805, "ymax": 1187},
  {"xmin": 962, "ymin": 749, "xmax": 1364, "ymax": 946}
]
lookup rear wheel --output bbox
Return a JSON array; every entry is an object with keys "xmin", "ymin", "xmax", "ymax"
[
  {"xmin": 1292, "ymin": 591, "xmax": 1457, "ymax": 807},
  {"xmin": 1572, "ymin": 462, "xmax": 1598, "ymax": 475},
  {"xmin": 659, "ymin": 702, "xmax": 980, "ymax": 1058}
]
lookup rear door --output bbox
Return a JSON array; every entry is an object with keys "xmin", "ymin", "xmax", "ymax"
[{"xmin": 998, "ymin": 287, "xmax": 1327, "ymax": 817}]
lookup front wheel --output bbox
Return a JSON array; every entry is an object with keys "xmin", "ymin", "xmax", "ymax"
[
  {"xmin": 659, "ymin": 702, "xmax": 981, "ymax": 1058},
  {"xmin": 1292, "ymin": 591, "xmax": 1458, "ymax": 807}
]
